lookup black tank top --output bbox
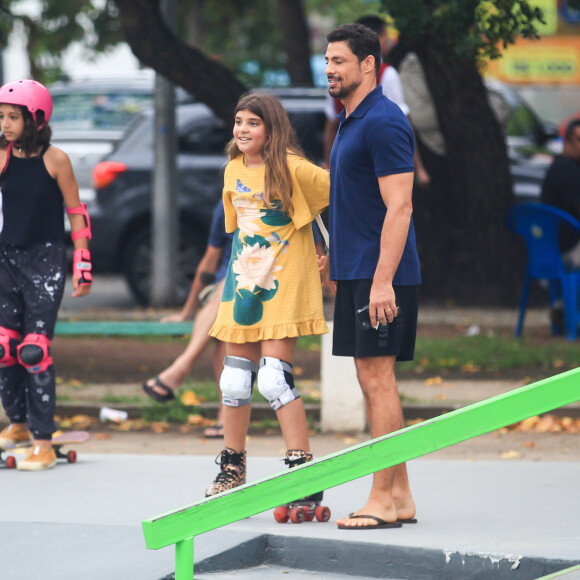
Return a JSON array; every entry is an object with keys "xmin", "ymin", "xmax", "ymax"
[{"xmin": 0, "ymin": 145, "xmax": 65, "ymax": 247}]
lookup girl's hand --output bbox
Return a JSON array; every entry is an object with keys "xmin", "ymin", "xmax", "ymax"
[
  {"xmin": 317, "ymin": 253, "xmax": 336, "ymax": 294},
  {"xmin": 71, "ymin": 275, "xmax": 91, "ymax": 297}
]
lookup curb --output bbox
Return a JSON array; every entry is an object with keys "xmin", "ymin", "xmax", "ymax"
[{"xmin": 54, "ymin": 401, "xmax": 580, "ymax": 425}]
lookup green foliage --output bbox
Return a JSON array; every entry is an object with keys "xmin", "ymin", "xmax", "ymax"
[
  {"xmin": 382, "ymin": 0, "xmax": 544, "ymax": 62},
  {"xmin": 1, "ymin": 0, "xmax": 124, "ymax": 84},
  {"xmin": 409, "ymin": 335, "xmax": 580, "ymax": 374}
]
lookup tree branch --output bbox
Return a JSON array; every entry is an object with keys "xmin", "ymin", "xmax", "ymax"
[{"xmin": 114, "ymin": 0, "xmax": 247, "ymax": 123}]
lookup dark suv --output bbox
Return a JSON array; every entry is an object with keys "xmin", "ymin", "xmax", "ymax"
[
  {"xmin": 90, "ymin": 88, "xmax": 327, "ymax": 304},
  {"xmin": 91, "ymin": 84, "xmax": 559, "ymax": 305}
]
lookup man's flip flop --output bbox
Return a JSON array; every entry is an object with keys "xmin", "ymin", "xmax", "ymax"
[
  {"xmin": 337, "ymin": 514, "xmax": 402, "ymax": 530},
  {"xmin": 398, "ymin": 518, "xmax": 418, "ymax": 524},
  {"xmin": 142, "ymin": 376, "xmax": 175, "ymax": 403}
]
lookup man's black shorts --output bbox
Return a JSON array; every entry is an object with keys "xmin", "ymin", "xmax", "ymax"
[{"xmin": 332, "ymin": 280, "xmax": 419, "ymax": 360}]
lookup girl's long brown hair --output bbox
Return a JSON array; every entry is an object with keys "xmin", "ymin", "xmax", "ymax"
[{"xmin": 226, "ymin": 92, "xmax": 304, "ymax": 213}]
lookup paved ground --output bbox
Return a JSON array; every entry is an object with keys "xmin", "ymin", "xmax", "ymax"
[
  {"xmin": 1, "ymin": 452, "xmax": 579, "ymax": 579},
  {"xmin": 1, "ymin": 277, "xmax": 578, "ymax": 578}
]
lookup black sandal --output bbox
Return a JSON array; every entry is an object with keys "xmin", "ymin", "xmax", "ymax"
[
  {"xmin": 142, "ymin": 376, "xmax": 175, "ymax": 403},
  {"xmin": 203, "ymin": 424, "xmax": 225, "ymax": 439}
]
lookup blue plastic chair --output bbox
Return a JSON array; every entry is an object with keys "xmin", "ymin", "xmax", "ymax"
[{"xmin": 507, "ymin": 203, "xmax": 580, "ymax": 340}]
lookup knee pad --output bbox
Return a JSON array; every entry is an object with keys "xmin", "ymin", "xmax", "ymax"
[
  {"xmin": 220, "ymin": 356, "xmax": 257, "ymax": 407},
  {"xmin": 0, "ymin": 327, "xmax": 20, "ymax": 368},
  {"xmin": 17, "ymin": 334, "xmax": 53, "ymax": 374},
  {"xmin": 257, "ymin": 357, "xmax": 300, "ymax": 411}
]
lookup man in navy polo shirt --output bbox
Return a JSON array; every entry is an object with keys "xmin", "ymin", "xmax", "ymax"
[{"xmin": 325, "ymin": 23, "xmax": 421, "ymax": 530}]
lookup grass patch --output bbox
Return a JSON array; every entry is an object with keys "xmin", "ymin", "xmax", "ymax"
[{"xmin": 407, "ymin": 335, "xmax": 580, "ymax": 374}]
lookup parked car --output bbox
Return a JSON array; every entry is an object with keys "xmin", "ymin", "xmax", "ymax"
[
  {"xmin": 49, "ymin": 73, "xmax": 156, "ymax": 203},
  {"xmin": 49, "ymin": 73, "xmax": 193, "ymax": 204},
  {"xmin": 90, "ymin": 84, "xmax": 559, "ymax": 305}
]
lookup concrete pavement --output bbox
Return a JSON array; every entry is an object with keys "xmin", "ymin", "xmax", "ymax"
[{"xmin": 1, "ymin": 450, "xmax": 579, "ymax": 579}]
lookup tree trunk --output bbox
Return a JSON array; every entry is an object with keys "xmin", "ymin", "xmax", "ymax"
[
  {"xmin": 411, "ymin": 39, "xmax": 525, "ymax": 305},
  {"xmin": 114, "ymin": 0, "xmax": 247, "ymax": 124},
  {"xmin": 276, "ymin": 0, "xmax": 313, "ymax": 86}
]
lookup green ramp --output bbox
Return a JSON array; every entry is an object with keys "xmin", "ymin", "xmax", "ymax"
[{"xmin": 142, "ymin": 367, "xmax": 580, "ymax": 579}]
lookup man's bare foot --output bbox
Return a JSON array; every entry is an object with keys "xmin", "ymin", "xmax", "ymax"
[{"xmin": 336, "ymin": 499, "xmax": 399, "ymax": 529}]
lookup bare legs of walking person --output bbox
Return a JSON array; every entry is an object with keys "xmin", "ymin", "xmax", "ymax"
[{"xmin": 143, "ymin": 279, "xmax": 226, "ymax": 435}]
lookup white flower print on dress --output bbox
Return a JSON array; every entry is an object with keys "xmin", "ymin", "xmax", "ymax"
[
  {"xmin": 234, "ymin": 196, "xmax": 266, "ymax": 236},
  {"xmin": 233, "ymin": 242, "xmax": 282, "ymax": 292}
]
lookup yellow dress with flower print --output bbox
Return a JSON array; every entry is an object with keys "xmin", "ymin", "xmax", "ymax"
[{"xmin": 209, "ymin": 154, "xmax": 329, "ymax": 343}]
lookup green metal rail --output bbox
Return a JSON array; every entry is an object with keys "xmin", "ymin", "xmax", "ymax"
[{"xmin": 142, "ymin": 367, "xmax": 580, "ymax": 579}]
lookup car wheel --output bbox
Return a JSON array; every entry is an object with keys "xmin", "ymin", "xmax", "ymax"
[{"xmin": 122, "ymin": 226, "xmax": 204, "ymax": 306}]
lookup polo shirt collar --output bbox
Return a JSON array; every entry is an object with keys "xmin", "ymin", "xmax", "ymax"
[{"xmin": 338, "ymin": 86, "xmax": 382, "ymax": 122}]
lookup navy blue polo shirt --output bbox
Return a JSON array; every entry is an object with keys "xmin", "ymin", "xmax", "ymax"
[
  {"xmin": 329, "ymin": 87, "xmax": 421, "ymax": 285},
  {"xmin": 207, "ymin": 201, "xmax": 233, "ymax": 282}
]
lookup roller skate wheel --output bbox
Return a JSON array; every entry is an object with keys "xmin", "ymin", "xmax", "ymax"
[
  {"xmin": 315, "ymin": 505, "xmax": 331, "ymax": 522},
  {"xmin": 289, "ymin": 506, "xmax": 306, "ymax": 523},
  {"xmin": 274, "ymin": 506, "xmax": 289, "ymax": 523},
  {"xmin": 6, "ymin": 455, "xmax": 17, "ymax": 469}
]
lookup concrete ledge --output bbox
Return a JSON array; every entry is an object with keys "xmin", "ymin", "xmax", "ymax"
[{"xmin": 194, "ymin": 535, "xmax": 577, "ymax": 579}]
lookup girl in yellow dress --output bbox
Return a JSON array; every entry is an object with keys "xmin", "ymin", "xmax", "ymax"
[{"xmin": 206, "ymin": 92, "xmax": 329, "ymax": 496}]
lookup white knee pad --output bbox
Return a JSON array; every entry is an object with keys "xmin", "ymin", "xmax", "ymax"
[
  {"xmin": 257, "ymin": 357, "xmax": 300, "ymax": 411},
  {"xmin": 220, "ymin": 356, "xmax": 257, "ymax": 407}
]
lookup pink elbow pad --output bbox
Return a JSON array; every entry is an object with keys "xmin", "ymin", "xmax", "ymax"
[{"xmin": 66, "ymin": 203, "xmax": 92, "ymax": 241}]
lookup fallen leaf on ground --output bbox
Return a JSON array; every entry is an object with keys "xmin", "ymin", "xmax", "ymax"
[
  {"xmin": 151, "ymin": 421, "xmax": 170, "ymax": 433},
  {"xmin": 425, "ymin": 376, "xmax": 442, "ymax": 386},
  {"xmin": 435, "ymin": 393, "xmax": 447, "ymax": 401},
  {"xmin": 181, "ymin": 390, "xmax": 201, "ymax": 406},
  {"xmin": 94, "ymin": 433, "xmax": 112, "ymax": 440},
  {"xmin": 500, "ymin": 449, "xmax": 523, "ymax": 459},
  {"xmin": 522, "ymin": 441, "xmax": 536, "ymax": 448}
]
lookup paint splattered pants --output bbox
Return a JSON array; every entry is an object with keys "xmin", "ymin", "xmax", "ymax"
[{"xmin": 0, "ymin": 242, "xmax": 66, "ymax": 440}]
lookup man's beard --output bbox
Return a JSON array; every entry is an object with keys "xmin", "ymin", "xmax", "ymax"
[{"xmin": 329, "ymin": 77, "xmax": 361, "ymax": 100}]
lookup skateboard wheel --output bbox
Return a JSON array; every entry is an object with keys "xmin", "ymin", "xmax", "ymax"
[
  {"xmin": 67, "ymin": 450, "xmax": 77, "ymax": 464},
  {"xmin": 315, "ymin": 506, "xmax": 331, "ymax": 522},
  {"xmin": 289, "ymin": 506, "xmax": 306, "ymax": 524},
  {"xmin": 6, "ymin": 455, "xmax": 16, "ymax": 469},
  {"xmin": 274, "ymin": 506, "xmax": 289, "ymax": 523}
]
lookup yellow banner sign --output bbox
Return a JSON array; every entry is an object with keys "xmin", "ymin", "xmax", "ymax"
[{"xmin": 486, "ymin": 37, "xmax": 580, "ymax": 84}]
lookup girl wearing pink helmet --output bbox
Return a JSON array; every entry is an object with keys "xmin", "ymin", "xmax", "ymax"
[{"xmin": 0, "ymin": 79, "xmax": 92, "ymax": 471}]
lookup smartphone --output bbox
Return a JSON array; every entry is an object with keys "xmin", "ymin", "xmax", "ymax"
[{"xmin": 355, "ymin": 304, "xmax": 400, "ymax": 331}]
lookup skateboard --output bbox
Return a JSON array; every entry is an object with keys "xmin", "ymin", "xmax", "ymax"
[
  {"xmin": 274, "ymin": 493, "xmax": 331, "ymax": 524},
  {"xmin": 0, "ymin": 430, "xmax": 90, "ymax": 469}
]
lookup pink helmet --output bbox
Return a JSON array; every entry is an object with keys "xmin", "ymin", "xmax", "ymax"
[{"xmin": 0, "ymin": 79, "xmax": 53, "ymax": 130}]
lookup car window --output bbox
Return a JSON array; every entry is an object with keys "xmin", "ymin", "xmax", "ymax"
[
  {"xmin": 504, "ymin": 102, "xmax": 544, "ymax": 141},
  {"xmin": 179, "ymin": 117, "xmax": 230, "ymax": 154},
  {"xmin": 51, "ymin": 92, "xmax": 153, "ymax": 132}
]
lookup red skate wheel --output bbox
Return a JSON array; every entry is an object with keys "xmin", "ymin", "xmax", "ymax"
[
  {"xmin": 289, "ymin": 506, "xmax": 306, "ymax": 523},
  {"xmin": 6, "ymin": 455, "xmax": 16, "ymax": 469},
  {"xmin": 304, "ymin": 509, "xmax": 314, "ymax": 522},
  {"xmin": 67, "ymin": 450, "xmax": 77, "ymax": 464},
  {"xmin": 274, "ymin": 506, "xmax": 289, "ymax": 523},
  {"xmin": 315, "ymin": 506, "xmax": 331, "ymax": 522}
]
